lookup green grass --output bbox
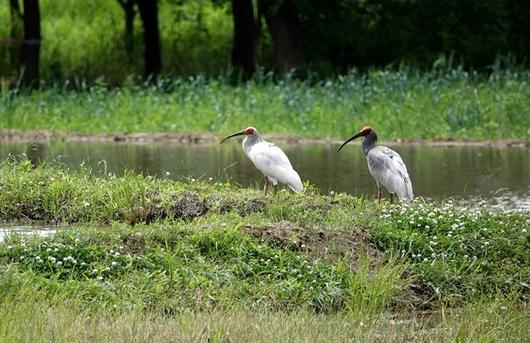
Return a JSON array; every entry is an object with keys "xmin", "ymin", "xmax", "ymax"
[
  {"xmin": 0, "ymin": 159, "xmax": 528, "ymax": 304},
  {"xmin": 0, "ymin": 296, "xmax": 527, "ymax": 341},
  {"xmin": 0, "ymin": 160, "xmax": 528, "ymax": 340},
  {"xmin": 2, "ymin": 70, "xmax": 529, "ymax": 140}
]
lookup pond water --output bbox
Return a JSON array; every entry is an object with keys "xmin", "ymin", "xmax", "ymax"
[
  {"xmin": 1, "ymin": 141, "xmax": 529, "ymax": 211},
  {"xmin": 0, "ymin": 224, "xmax": 57, "ymax": 243}
]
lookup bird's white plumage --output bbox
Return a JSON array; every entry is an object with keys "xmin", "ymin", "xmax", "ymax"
[
  {"xmin": 244, "ymin": 139, "xmax": 304, "ymax": 192},
  {"xmin": 366, "ymin": 146, "xmax": 413, "ymax": 202}
]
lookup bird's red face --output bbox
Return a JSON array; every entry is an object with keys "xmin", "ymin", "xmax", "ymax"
[
  {"xmin": 244, "ymin": 127, "xmax": 256, "ymax": 135},
  {"xmin": 337, "ymin": 125, "xmax": 375, "ymax": 151},
  {"xmin": 220, "ymin": 127, "xmax": 258, "ymax": 143},
  {"xmin": 359, "ymin": 126, "xmax": 373, "ymax": 136}
]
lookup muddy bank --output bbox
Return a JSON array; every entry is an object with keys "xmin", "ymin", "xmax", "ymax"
[{"xmin": 1, "ymin": 129, "xmax": 528, "ymax": 147}]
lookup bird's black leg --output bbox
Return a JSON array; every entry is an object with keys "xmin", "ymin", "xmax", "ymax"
[
  {"xmin": 263, "ymin": 176, "xmax": 269, "ymax": 196},
  {"xmin": 390, "ymin": 193, "xmax": 394, "ymax": 204},
  {"xmin": 377, "ymin": 185, "xmax": 382, "ymax": 204}
]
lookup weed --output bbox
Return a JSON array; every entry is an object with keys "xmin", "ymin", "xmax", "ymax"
[{"xmin": 1, "ymin": 70, "xmax": 529, "ymax": 140}]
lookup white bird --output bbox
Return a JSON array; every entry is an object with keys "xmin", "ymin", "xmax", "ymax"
[
  {"xmin": 220, "ymin": 127, "xmax": 303, "ymax": 195},
  {"xmin": 338, "ymin": 126, "xmax": 413, "ymax": 203}
]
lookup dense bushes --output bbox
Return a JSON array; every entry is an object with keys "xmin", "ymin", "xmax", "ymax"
[{"xmin": 1, "ymin": 0, "xmax": 528, "ymax": 82}]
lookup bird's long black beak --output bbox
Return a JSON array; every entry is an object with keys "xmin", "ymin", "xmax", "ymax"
[
  {"xmin": 220, "ymin": 130, "xmax": 246, "ymax": 144},
  {"xmin": 337, "ymin": 132, "xmax": 364, "ymax": 151}
]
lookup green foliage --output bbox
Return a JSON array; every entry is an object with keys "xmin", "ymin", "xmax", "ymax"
[
  {"xmin": 1, "ymin": 69, "xmax": 529, "ymax": 140},
  {"xmin": 0, "ymin": 221, "xmax": 353, "ymax": 312},
  {"xmin": 1, "ymin": 0, "xmax": 529, "ymax": 83},
  {"xmin": 0, "ymin": 160, "xmax": 528, "ymax": 309},
  {"xmin": 0, "ymin": 0, "xmax": 233, "ymax": 82},
  {"xmin": 371, "ymin": 201, "xmax": 530, "ymax": 304},
  {"xmin": 3, "ymin": 240, "xmax": 109, "ymax": 279},
  {"xmin": 299, "ymin": 0, "xmax": 530, "ymax": 70}
]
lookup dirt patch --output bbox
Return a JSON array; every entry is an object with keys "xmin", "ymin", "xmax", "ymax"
[
  {"xmin": 144, "ymin": 202, "xmax": 167, "ymax": 223},
  {"xmin": 218, "ymin": 199, "xmax": 237, "ymax": 214},
  {"xmin": 123, "ymin": 192, "xmax": 208, "ymax": 224},
  {"xmin": 173, "ymin": 193, "xmax": 207, "ymax": 220},
  {"xmin": 121, "ymin": 234, "xmax": 146, "ymax": 255},
  {"xmin": 244, "ymin": 221, "xmax": 380, "ymax": 266},
  {"xmin": 218, "ymin": 198, "xmax": 266, "ymax": 216},
  {"xmin": 241, "ymin": 198, "xmax": 266, "ymax": 214},
  {"xmin": 132, "ymin": 193, "xmax": 167, "ymax": 224},
  {"xmin": 2, "ymin": 129, "xmax": 528, "ymax": 147},
  {"xmin": 396, "ymin": 274, "xmax": 436, "ymax": 310},
  {"xmin": 0, "ymin": 129, "xmax": 218, "ymax": 145}
]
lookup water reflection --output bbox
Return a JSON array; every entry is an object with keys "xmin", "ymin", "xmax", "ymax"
[{"xmin": 1, "ymin": 141, "xmax": 529, "ymax": 210}]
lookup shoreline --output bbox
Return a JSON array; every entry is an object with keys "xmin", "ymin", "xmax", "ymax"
[{"xmin": 1, "ymin": 129, "xmax": 529, "ymax": 148}]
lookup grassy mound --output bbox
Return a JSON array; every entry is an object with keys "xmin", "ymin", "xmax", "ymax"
[{"xmin": 0, "ymin": 160, "xmax": 528, "ymax": 340}]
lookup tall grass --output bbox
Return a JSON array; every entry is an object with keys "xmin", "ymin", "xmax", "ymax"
[
  {"xmin": 1, "ymin": 69, "xmax": 529, "ymax": 140},
  {"xmin": 346, "ymin": 255, "xmax": 408, "ymax": 317},
  {"xmin": 0, "ymin": 294, "xmax": 527, "ymax": 342}
]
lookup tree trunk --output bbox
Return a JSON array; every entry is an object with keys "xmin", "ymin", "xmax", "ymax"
[
  {"xmin": 9, "ymin": 0, "xmax": 23, "ymax": 69},
  {"xmin": 117, "ymin": 0, "xmax": 136, "ymax": 57},
  {"xmin": 136, "ymin": 0, "xmax": 161, "ymax": 79},
  {"xmin": 261, "ymin": 0, "xmax": 306, "ymax": 74},
  {"xmin": 20, "ymin": 0, "xmax": 41, "ymax": 87},
  {"xmin": 231, "ymin": 0, "xmax": 260, "ymax": 78}
]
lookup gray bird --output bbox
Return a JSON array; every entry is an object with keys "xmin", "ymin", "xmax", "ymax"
[{"xmin": 338, "ymin": 126, "xmax": 413, "ymax": 203}]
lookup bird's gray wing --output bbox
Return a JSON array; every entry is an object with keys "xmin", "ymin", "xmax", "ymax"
[{"xmin": 368, "ymin": 146, "xmax": 414, "ymax": 201}]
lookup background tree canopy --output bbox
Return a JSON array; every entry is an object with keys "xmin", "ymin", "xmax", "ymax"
[{"xmin": 1, "ymin": 0, "xmax": 528, "ymax": 84}]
